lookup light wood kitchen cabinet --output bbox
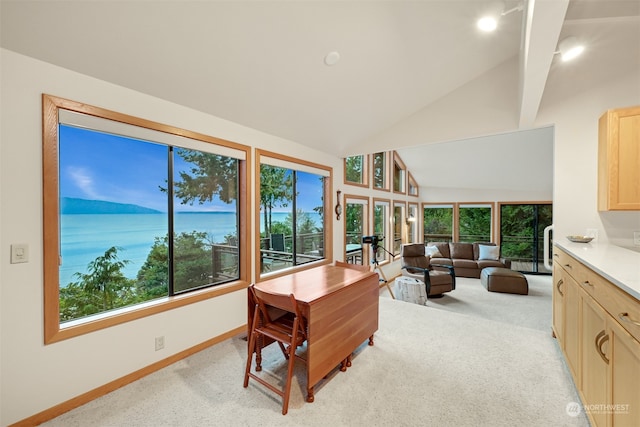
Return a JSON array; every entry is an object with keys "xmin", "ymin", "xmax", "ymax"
[
  {"xmin": 609, "ymin": 318, "xmax": 640, "ymax": 426},
  {"xmin": 553, "ymin": 247, "xmax": 640, "ymax": 427},
  {"xmin": 552, "ymin": 261, "xmax": 565, "ymax": 343},
  {"xmin": 581, "ymin": 292, "xmax": 610, "ymax": 427},
  {"xmin": 564, "ymin": 275, "xmax": 580, "ymax": 382},
  {"xmin": 598, "ymin": 105, "xmax": 640, "ymax": 211}
]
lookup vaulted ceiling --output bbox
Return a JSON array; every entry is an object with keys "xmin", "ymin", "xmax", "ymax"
[{"xmin": 2, "ymin": 0, "xmax": 639, "ymax": 193}]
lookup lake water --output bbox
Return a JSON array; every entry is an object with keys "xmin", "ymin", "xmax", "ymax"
[{"xmin": 59, "ymin": 212, "xmax": 320, "ymax": 286}]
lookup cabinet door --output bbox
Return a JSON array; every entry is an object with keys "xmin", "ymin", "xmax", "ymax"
[
  {"xmin": 565, "ymin": 275, "xmax": 581, "ymax": 383},
  {"xmin": 581, "ymin": 293, "xmax": 610, "ymax": 427},
  {"xmin": 598, "ymin": 106, "xmax": 640, "ymax": 210},
  {"xmin": 553, "ymin": 263, "xmax": 565, "ymax": 343},
  {"xmin": 610, "ymin": 319, "xmax": 640, "ymax": 427}
]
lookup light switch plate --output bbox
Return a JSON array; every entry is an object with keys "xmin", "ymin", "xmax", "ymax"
[{"xmin": 11, "ymin": 244, "xmax": 29, "ymax": 264}]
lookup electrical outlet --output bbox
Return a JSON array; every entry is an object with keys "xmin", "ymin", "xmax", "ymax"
[
  {"xmin": 634, "ymin": 231, "xmax": 640, "ymax": 246},
  {"xmin": 155, "ymin": 336, "xmax": 165, "ymax": 351}
]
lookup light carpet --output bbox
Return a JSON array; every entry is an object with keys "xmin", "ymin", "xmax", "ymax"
[{"xmin": 43, "ymin": 275, "xmax": 589, "ymax": 427}]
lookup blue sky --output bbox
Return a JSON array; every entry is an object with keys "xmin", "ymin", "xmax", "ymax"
[{"xmin": 59, "ymin": 125, "xmax": 324, "ymax": 213}]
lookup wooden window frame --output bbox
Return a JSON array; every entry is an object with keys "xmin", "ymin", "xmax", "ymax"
[
  {"xmin": 254, "ymin": 149, "xmax": 333, "ymax": 282},
  {"xmin": 372, "ymin": 198, "xmax": 391, "ymax": 265},
  {"xmin": 343, "ymin": 194, "xmax": 369, "ymax": 266},
  {"xmin": 42, "ymin": 94, "xmax": 251, "ymax": 344},
  {"xmin": 392, "ymin": 200, "xmax": 406, "ymax": 260},
  {"xmin": 408, "ymin": 172, "xmax": 419, "ymax": 197},
  {"xmin": 372, "ymin": 151, "xmax": 391, "ymax": 192},
  {"xmin": 393, "ymin": 151, "xmax": 406, "ymax": 195},
  {"xmin": 343, "ymin": 154, "xmax": 370, "ymax": 188}
]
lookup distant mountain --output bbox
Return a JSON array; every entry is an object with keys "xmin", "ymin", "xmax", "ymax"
[{"xmin": 61, "ymin": 197, "xmax": 162, "ymax": 214}]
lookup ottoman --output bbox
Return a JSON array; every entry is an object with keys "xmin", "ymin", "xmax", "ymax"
[
  {"xmin": 480, "ymin": 267, "xmax": 528, "ymax": 295},
  {"xmin": 394, "ymin": 276, "xmax": 427, "ymax": 305}
]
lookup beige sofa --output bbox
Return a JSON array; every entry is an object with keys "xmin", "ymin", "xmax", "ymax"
[{"xmin": 426, "ymin": 242, "xmax": 511, "ymax": 278}]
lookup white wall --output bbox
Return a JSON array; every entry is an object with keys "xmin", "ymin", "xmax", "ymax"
[
  {"xmin": 0, "ymin": 49, "xmax": 340, "ymax": 426},
  {"xmin": 536, "ymin": 71, "xmax": 640, "ymax": 246}
]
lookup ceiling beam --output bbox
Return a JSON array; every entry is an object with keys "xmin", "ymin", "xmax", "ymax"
[{"xmin": 518, "ymin": 0, "xmax": 570, "ymax": 128}]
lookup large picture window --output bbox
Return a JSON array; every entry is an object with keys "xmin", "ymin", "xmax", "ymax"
[
  {"xmin": 423, "ymin": 204, "xmax": 453, "ymax": 243},
  {"xmin": 257, "ymin": 150, "xmax": 331, "ymax": 278},
  {"xmin": 499, "ymin": 203, "xmax": 553, "ymax": 274},
  {"xmin": 43, "ymin": 95, "xmax": 250, "ymax": 343},
  {"xmin": 458, "ymin": 204, "xmax": 493, "ymax": 243}
]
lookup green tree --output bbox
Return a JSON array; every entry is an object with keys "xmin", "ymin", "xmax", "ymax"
[
  {"xmin": 173, "ymin": 231, "xmax": 212, "ymax": 292},
  {"xmin": 60, "ymin": 246, "xmax": 137, "ymax": 322},
  {"xmin": 136, "ymin": 236, "xmax": 170, "ymax": 298},
  {"xmin": 459, "ymin": 207, "xmax": 491, "ymax": 242},
  {"xmin": 373, "ymin": 152, "xmax": 386, "ymax": 188},
  {"xmin": 172, "ymin": 150, "xmax": 237, "ymax": 205},
  {"xmin": 424, "ymin": 207, "xmax": 453, "ymax": 241},
  {"xmin": 345, "ymin": 203, "xmax": 363, "ymax": 244},
  {"xmin": 260, "ymin": 165, "xmax": 292, "ymax": 237},
  {"xmin": 136, "ymin": 232, "xmax": 213, "ymax": 294},
  {"xmin": 345, "ymin": 155, "xmax": 364, "ymax": 183}
]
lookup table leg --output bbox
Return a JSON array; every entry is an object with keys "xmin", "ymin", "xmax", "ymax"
[
  {"xmin": 255, "ymin": 345, "xmax": 263, "ymax": 371},
  {"xmin": 346, "ymin": 354, "xmax": 352, "ymax": 367},
  {"xmin": 306, "ymin": 387, "xmax": 315, "ymax": 403},
  {"xmin": 368, "ymin": 335, "xmax": 374, "ymax": 346}
]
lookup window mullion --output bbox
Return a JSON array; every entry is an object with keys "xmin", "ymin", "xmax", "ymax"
[
  {"xmin": 292, "ymin": 171, "xmax": 297, "ymax": 265},
  {"xmin": 168, "ymin": 147, "xmax": 175, "ymax": 296}
]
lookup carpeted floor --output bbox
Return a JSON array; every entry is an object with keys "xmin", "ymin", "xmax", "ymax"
[
  {"xmin": 388, "ymin": 274, "xmax": 554, "ymax": 332},
  {"xmin": 43, "ymin": 275, "xmax": 589, "ymax": 427}
]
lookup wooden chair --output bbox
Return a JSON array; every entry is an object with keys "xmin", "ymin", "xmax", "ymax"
[{"xmin": 244, "ymin": 285, "xmax": 307, "ymax": 415}]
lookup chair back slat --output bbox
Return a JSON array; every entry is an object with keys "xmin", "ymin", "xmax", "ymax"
[{"xmin": 250, "ymin": 285, "xmax": 307, "ymax": 340}]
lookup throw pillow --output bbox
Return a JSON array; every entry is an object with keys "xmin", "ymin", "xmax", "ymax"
[
  {"xmin": 425, "ymin": 245, "xmax": 443, "ymax": 258},
  {"xmin": 478, "ymin": 245, "xmax": 500, "ymax": 261}
]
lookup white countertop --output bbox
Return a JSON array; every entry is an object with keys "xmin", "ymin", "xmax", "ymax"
[{"xmin": 555, "ymin": 240, "xmax": 640, "ymax": 301}]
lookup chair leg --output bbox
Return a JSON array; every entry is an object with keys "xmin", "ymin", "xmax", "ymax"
[
  {"xmin": 281, "ymin": 320, "xmax": 299, "ymax": 415},
  {"xmin": 244, "ymin": 331, "xmax": 257, "ymax": 388},
  {"xmin": 244, "ymin": 306, "xmax": 260, "ymax": 387}
]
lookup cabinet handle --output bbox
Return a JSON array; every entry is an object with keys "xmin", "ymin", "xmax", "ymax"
[
  {"xmin": 619, "ymin": 312, "xmax": 640, "ymax": 327},
  {"xmin": 595, "ymin": 330, "xmax": 610, "ymax": 365},
  {"xmin": 556, "ymin": 278, "xmax": 564, "ymax": 297},
  {"xmin": 553, "ymin": 253, "xmax": 559, "ymax": 258},
  {"xmin": 564, "ymin": 263, "xmax": 572, "ymax": 269},
  {"xmin": 582, "ymin": 281, "xmax": 594, "ymax": 287}
]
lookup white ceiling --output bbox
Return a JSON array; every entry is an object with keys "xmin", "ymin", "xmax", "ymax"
[{"xmin": 1, "ymin": 0, "xmax": 639, "ymax": 194}]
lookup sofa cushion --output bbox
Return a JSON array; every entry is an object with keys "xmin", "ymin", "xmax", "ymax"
[
  {"xmin": 478, "ymin": 244, "xmax": 500, "ymax": 260},
  {"xmin": 452, "ymin": 259, "xmax": 477, "ymax": 269},
  {"xmin": 478, "ymin": 259, "xmax": 507, "ymax": 269},
  {"xmin": 449, "ymin": 242, "xmax": 473, "ymax": 260},
  {"xmin": 428, "ymin": 242, "xmax": 451, "ymax": 259},
  {"xmin": 473, "ymin": 242, "xmax": 495, "ymax": 260},
  {"xmin": 425, "ymin": 245, "xmax": 443, "ymax": 258}
]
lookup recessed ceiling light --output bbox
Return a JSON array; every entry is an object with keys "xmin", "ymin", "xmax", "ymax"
[
  {"xmin": 477, "ymin": 16, "xmax": 498, "ymax": 32},
  {"xmin": 557, "ymin": 37, "xmax": 585, "ymax": 62},
  {"xmin": 324, "ymin": 51, "xmax": 340, "ymax": 66},
  {"xmin": 476, "ymin": 1, "xmax": 523, "ymax": 32}
]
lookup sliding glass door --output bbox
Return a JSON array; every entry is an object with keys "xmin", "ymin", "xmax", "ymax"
[{"xmin": 499, "ymin": 203, "xmax": 553, "ymax": 274}]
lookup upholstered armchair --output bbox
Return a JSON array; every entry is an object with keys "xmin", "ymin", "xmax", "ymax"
[{"xmin": 400, "ymin": 243, "xmax": 456, "ymax": 297}]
